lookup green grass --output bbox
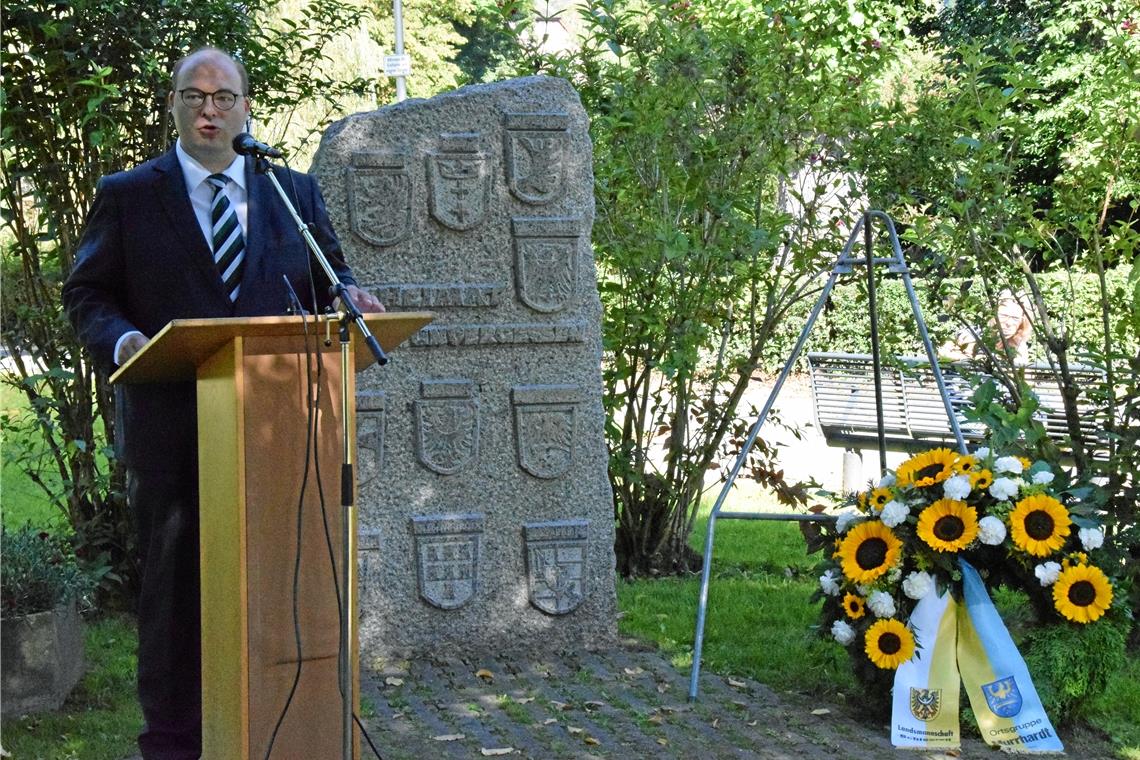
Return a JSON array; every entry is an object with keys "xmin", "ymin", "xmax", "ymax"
[
  {"xmin": 1, "ymin": 614, "xmax": 141, "ymax": 760},
  {"xmin": 1, "ymin": 382, "xmax": 65, "ymax": 530},
  {"xmin": 618, "ymin": 513, "xmax": 854, "ymax": 697},
  {"xmin": 618, "ymin": 499, "xmax": 1140, "ymax": 758}
]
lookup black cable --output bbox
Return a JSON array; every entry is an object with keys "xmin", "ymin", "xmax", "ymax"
[
  {"xmin": 262, "ymin": 157, "xmax": 385, "ymax": 759},
  {"xmin": 263, "ymin": 299, "xmax": 318, "ymax": 760}
]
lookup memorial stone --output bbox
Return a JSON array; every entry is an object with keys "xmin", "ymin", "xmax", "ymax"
[{"xmin": 311, "ymin": 76, "xmax": 617, "ymax": 655}]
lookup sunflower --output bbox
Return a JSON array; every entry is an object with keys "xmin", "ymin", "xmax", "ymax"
[
  {"xmin": 971, "ymin": 468, "xmax": 994, "ymax": 490},
  {"xmin": 857, "ymin": 492, "xmax": 869, "ymax": 512},
  {"xmin": 838, "ymin": 521, "xmax": 902, "ymax": 584},
  {"xmin": 1063, "ymin": 552, "xmax": 1089, "ymax": 568},
  {"xmin": 953, "ymin": 455, "xmax": 979, "ymax": 475},
  {"xmin": 1018, "ymin": 456, "xmax": 1033, "ymax": 471},
  {"xmin": 1053, "ymin": 563, "xmax": 1113, "ymax": 623},
  {"xmin": 1010, "ymin": 494, "xmax": 1071, "ymax": 557},
  {"xmin": 864, "ymin": 618, "xmax": 916, "ymax": 669},
  {"xmin": 917, "ymin": 499, "xmax": 979, "ymax": 552},
  {"xmin": 868, "ymin": 488, "xmax": 893, "ymax": 512},
  {"xmin": 896, "ymin": 448, "xmax": 958, "ymax": 488},
  {"xmin": 843, "ymin": 592, "xmax": 866, "ymax": 619}
]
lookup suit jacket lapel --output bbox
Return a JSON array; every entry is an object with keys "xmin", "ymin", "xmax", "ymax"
[{"xmin": 152, "ymin": 149, "xmax": 231, "ymax": 307}]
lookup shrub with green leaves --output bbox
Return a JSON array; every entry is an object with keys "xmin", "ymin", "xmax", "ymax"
[{"xmin": 1, "ymin": 525, "xmax": 94, "ymax": 617}]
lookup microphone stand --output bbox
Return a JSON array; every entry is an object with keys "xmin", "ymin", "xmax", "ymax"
[{"xmin": 254, "ymin": 155, "xmax": 386, "ymax": 760}]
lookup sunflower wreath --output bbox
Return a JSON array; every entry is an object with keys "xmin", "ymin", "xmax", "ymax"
[{"xmin": 811, "ymin": 446, "xmax": 1118, "ymax": 702}]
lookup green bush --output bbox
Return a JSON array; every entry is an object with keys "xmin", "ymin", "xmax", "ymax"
[
  {"xmin": 1022, "ymin": 616, "xmax": 1131, "ymax": 726},
  {"xmin": 1, "ymin": 525, "xmax": 93, "ymax": 617}
]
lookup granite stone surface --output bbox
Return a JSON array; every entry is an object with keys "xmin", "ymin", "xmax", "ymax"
[{"xmin": 311, "ymin": 76, "xmax": 616, "ymax": 656}]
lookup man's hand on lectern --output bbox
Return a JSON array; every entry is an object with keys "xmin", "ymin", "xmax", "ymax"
[{"xmin": 344, "ymin": 285, "xmax": 385, "ymax": 313}]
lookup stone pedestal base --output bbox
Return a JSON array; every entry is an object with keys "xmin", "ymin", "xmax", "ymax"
[{"xmin": 1, "ymin": 602, "xmax": 85, "ymax": 717}]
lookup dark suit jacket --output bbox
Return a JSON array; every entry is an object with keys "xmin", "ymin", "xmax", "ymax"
[{"xmin": 62, "ymin": 148, "xmax": 357, "ymax": 470}]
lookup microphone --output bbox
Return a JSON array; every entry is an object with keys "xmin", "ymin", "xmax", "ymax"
[{"xmin": 232, "ymin": 132, "xmax": 283, "ymax": 159}]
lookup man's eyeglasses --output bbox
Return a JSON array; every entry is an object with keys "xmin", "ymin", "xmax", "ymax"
[{"xmin": 177, "ymin": 88, "xmax": 242, "ymax": 111}]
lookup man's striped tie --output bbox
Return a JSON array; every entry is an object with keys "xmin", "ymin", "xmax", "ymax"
[{"xmin": 206, "ymin": 173, "xmax": 245, "ymax": 302}]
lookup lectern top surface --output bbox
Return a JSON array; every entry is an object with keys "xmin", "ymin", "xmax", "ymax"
[{"xmin": 110, "ymin": 312, "xmax": 433, "ymax": 384}]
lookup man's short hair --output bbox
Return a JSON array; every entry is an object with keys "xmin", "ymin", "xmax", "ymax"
[{"xmin": 171, "ymin": 47, "xmax": 250, "ymax": 95}]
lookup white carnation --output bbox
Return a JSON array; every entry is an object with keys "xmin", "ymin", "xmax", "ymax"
[
  {"xmin": 974, "ymin": 447, "xmax": 991, "ymax": 460},
  {"xmin": 878, "ymin": 472, "xmax": 896, "ymax": 489},
  {"xmin": 879, "ymin": 500, "xmax": 910, "ymax": 528},
  {"xmin": 977, "ymin": 515, "xmax": 1007, "ymax": 546},
  {"xmin": 989, "ymin": 477, "xmax": 1021, "ymax": 501},
  {"xmin": 1079, "ymin": 527, "xmax": 1105, "ymax": 551},
  {"xmin": 994, "ymin": 456, "xmax": 1024, "ymax": 474},
  {"xmin": 902, "ymin": 571, "xmax": 935, "ymax": 600},
  {"xmin": 868, "ymin": 591, "xmax": 897, "ymax": 618},
  {"xmin": 832, "ymin": 619, "xmax": 856, "ymax": 645},
  {"xmin": 943, "ymin": 474, "xmax": 972, "ymax": 500},
  {"xmin": 1034, "ymin": 561, "xmax": 1062, "ymax": 586},
  {"xmin": 836, "ymin": 510, "xmax": 863, "ymax": 534},
  {"xmin": 820, "ymin": 569, "xmax": 841, "ymax": 596},
  {"xmin": 1032, "ymin": 470, "xmax": 1055, "ymax": 485}
]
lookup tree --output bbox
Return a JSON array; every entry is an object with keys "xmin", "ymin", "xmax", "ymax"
[
  {"xmin": 1, "ymin": 0, "xmax": 374, "ymax": 602},
  {"xmin": 491, "ymin": 0, "xmax": 915, "ymax": 575}
]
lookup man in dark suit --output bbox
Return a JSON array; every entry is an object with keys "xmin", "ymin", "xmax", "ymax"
[{"xmin": 62, "ymin": 47, "xmax": 382, "ymax": 759}]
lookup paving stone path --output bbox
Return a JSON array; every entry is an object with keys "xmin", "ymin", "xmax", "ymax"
[{"xmin": 355, "ymin": 638, "xmax": 1113, "ymax": 760}]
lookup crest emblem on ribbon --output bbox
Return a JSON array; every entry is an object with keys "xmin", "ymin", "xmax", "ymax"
[
  {"xmin": 511, "ymin": 384, "xmax": 580, "ymax": 479},
  {"xmin": 414, "ymin": 379, "xmax": 479, "ymax": 475},
  {"xmin": 982, "ymin": 676, "xmax": 1023, "ymax": 718},
  {"xmin": 412, "ymin": 514, "xmax": 483, "ymax": 610},
  {"xmin": 512, "ymin": 217, "xmax": 580, "ymax": 313},
  {"xmin": 347, "ymin": 152, "xmax": 411, "ymax": 247},
  {"xmin": 523, "ymin": 520, "xmax": 589, "ymax": 615},
  {"xmin": 909, "ymin": 687, "xmax": 942, "ymax": 721},
  {"xmin": 427, "ymin": 133, "xmax": 490, "ymax": 231},
  {"xmin": 504, "ymin": 112, "xmax": 569, "ymax": 205}
]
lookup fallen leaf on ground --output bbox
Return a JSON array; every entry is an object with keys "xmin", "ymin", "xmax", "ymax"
[
  {"xmin": 727, "ymin": 677, "xmax": 747, "ymax": 688},
  {"xmin": 811, "ymin": 708, "xmax": 831, "ymax": 716},
  {"xmin": 433, "ymin": 734, "xmax": 465, "ymax": 742},
  {"xmin": 657, "ymin": 738, "xmax": 669, "ymax": 746},
  {"xmin": 384, "ymin": 676, "xmax": 404, "ymax": 686},
  {"xmin": 656, "ymin": 682, "xmax": 669, "ymax": 693},
  {"xmin": 711, "ymin": 718, "xmax": 720, "ymax": 729},
  {"xmin": 647, "ymin": 714, "xmax": 664, "ymax": 725},
  {"xmin": 584, "ymin": 700, "xmax": 606, "ymax": 710},
  {"xmin": 566, "ymin": 726, "xmax": 584, "ymax": 735},
  {"xmin": 516, "ymin": 697, "xmax": 535, "ymax": 704},
  {"xmin": 542, "ymin": 718, "xmax": 558, "ymax": 725},
  {"xmin": 747, "ymin": 720, "xmax": 758, "ymax": 726},
  {"xmin": 584, "ymin": 736, "xmax": 600, "ymax": 746},
  {"xmin": 623, "ymin": 667, "xmax": 644, "ymax": 676},
  {"xmin": 550, "ymin": 700, "xmax": 572, "ymax": 711},
  {"xmin": 475, "ymin": 668, "xmax": 494, "ymax": 681},
  {"xmin": 480, "ymin": 748, "xmax": 514, "ymax": 756}
]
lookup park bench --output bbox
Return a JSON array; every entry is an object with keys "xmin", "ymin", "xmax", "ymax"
[{"xmin": 806, "ymin": 352, "xmax": 1108, "ymax": 485}]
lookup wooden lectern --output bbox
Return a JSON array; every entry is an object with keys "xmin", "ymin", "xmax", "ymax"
[{"xmin": 111, "ymin": 313, "xmax": 431, "ymax": 759}]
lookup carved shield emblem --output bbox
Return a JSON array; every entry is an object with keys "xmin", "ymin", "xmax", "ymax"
[
  {"xmin": 427, "ymin": 133, "xmax": 490, "ymax": 231},
  {"xmin": 412, "ymin": 514, "xmax": 483, "ymax": 610},
  {"xmin": 523, "ymin": 520, "xmax": 588, "ymax": 615},
  {"xmin": 512, "ymin": 385, "xmax": 580, "ymax": 479},
  {"xmin": 414, "ymin": 380, "xmax": 479, "ymax": 475},
  {"xmin": 512, "ymin": 217, "xmax": 580, "ymax": 313},
  {"xmin": 504, "ymin": 112, "xmax": 569, "ymax": 205},
  {"xmin": 355, "ymin": 391, "xmax": 385, "ymax": 488},
  {"xmin": 982, "ymin": 676, "xmax": 1023, "ymax": 718},
  {"xmin": 909, "ymin": 687, "xmax": 942, "ymax": 721},
  {"xmin": 347, "ymin": 152, "xmax": 411, "ymax": 247}
]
